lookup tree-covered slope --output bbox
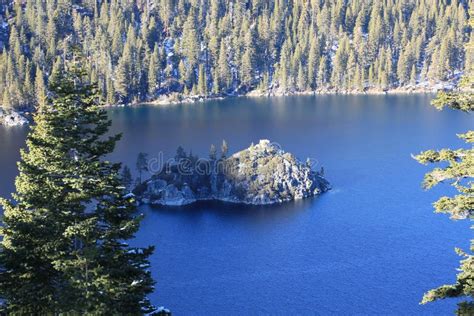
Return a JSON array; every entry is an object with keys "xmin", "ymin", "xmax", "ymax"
[{"xmin": 0, "ymin": 0, "xmax": 471, "ymax": 109}]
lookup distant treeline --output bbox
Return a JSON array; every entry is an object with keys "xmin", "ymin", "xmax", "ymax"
[{"xmin": 0, "ymin": 0, "xmax": 471, "ymax": 108}]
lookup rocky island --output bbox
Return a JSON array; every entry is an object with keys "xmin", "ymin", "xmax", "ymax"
[{"xmin": 135, "ymin": 140, "xmax": 330, "ymax": 206}]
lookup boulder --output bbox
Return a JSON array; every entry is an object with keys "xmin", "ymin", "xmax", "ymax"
[{"xmin": 0, "ymin": 109, "xmax": 28, "ymax": 127}]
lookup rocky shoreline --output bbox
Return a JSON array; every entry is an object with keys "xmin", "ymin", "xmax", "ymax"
[
  {"xmin": 2, "ymin": 81, "xmax": 457, "ymax": 110},
  {"xmin": 134, "ymin": 83, "xmax": 457, "ymax": 107},
  {"xmin": 0, "ymin": 108, "xmax": 29, "ymax": 127},
  {"xmin": 0, "ymin": 82, "xmax": 457, "ymax": 122},
  {"xmin": 134, "ymin": 140, "xmax": 330, "ymax": 206}
]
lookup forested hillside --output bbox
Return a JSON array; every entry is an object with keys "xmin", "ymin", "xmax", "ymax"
[{"xmin": 0, "ymin": 0, "xmax": 471, "ymax": 108}]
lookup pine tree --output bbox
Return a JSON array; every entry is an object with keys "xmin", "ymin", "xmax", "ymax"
[
  {"xmin": 0, "ymin": 66, "xmax": 155, "ymax": 314},
  {"xmin": 397, "ymin": 50, "xmax": 409, "ymax": 85},
  {"xmin": 415, "ymin": 20, "xmax": 474, "ymax": 313},
  {"xmin": 347, "ymin": 49, "xmax": 357, "ymax": 89},
  {"xmin": 115, "ymin": 56, "xmax": 131, "ymax": 102},
  {"xmin": 182, "ymin": 11, "xmax": 200, "ymax": 83},
  {"xmin": 212, "ymin": 66, "xmax": 220, "ymax": 94},
  {"xmin": 437, "ymin": 36, "xmax": 452, "ymax": 81},
  {"xmin": 410, "ymin": 64, "xmax": 417, "ymax": 86},
  {"xmin": 49, "ymin": 57, "xmax": 63, "ymax": 84},
  {"xmin": 197, "ymin": 64, "xmax": 207, "ymax": 96},
  {"xmin": 2, "ymin": 88, "xmax": 11, "ymax": 108},
  {"xmin": 35, "ymin": 68, "xmax": 47, "ymax": 107},
  {"xmin": 23, "ymin": 62, "xmax": 35, "ymax": 105},
  {"xmin": 217, "ymin": 39, "xmax": 231, "ymax": 92},
  {"xmin": 307, "ymin": 36, "xmax": 320, "ymax": 90},
  {"xmin": 368, "ymin": 64, "xmax": 375, "ymax": 87},
  {"xmin": 240, "ymin": 30, "xmax": 255, "ymax": 88},
  {"xmin": 317, "ymin": 56, "xmax": 329, "ymax": 88},
  {"xmin": 297, "ymin": 62, "xmax": 306, "ymax": 91},
  {"xmin": 9, "ymin": 26, "xmax": 21, "ymax": 63},
  {"xmin": 136, "ymin": 152, "xmax": 149, "ymax": 184},
  {"xmin": 355, "ymin": 64, "xmax": 365, "ymax": 91},
  {"xmin": 331, "ymin": 35, "xmax": 350, "ymax": 88},
  {"xmin": 209, "ymin": 144, "xmax": 217, "ymax": 160},
  {"xmin": 279, "ymin": 40, "xmax": 291, "ymax": 90},
  {"xmin": 178, "ymin": 59, "xmax": 187, "ymax": 86},
  {"xmin": 148, "ymin": 44, "xmax": 160, "ymax": 96},
  {"xmin": 221, "ymin": 140, "xmax": 228, "ymax": 158},
  {"xmin": 106, "ymin": 77, "xmax": 115, "ymax": 105}
]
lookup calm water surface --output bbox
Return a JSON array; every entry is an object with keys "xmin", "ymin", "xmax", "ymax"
[{"xmin": 0, "ymin": 95, "xmax": 472, "ymax": 315}]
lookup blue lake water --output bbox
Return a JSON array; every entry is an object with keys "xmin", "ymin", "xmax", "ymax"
[{"xmin": 0, "ymin": 95, "xmax": 472, "ymax": 315}]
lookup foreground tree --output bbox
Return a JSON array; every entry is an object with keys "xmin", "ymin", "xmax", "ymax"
[
  {"xmin": 415, "ymin": 16, "xmax": 473, "ymax": 313},
  {"xmin": 0, "ymin": 65, "xmax": 155, "ymax": 314}
]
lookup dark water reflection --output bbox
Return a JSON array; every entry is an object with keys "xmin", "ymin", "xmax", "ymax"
[
  {"xmin": 0, "ymin": 95, "xmax": 472, "ymax": 315},
  {"xmin": 150, "ymin": 198, "xmax": 317, "ymax": 224}
]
